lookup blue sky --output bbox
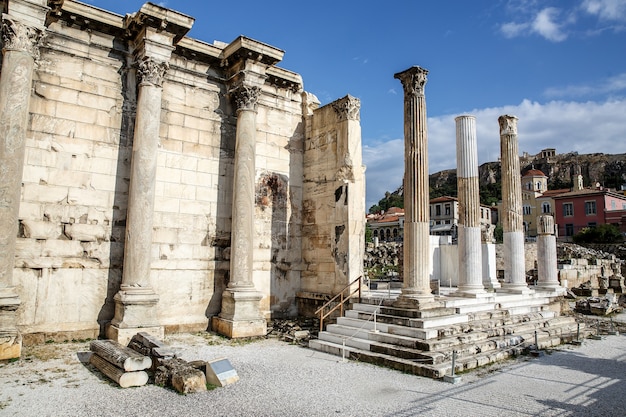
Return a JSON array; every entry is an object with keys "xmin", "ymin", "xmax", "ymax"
[{"xmin": 88, "ymin": 0, "xmax": 626, "ymax": 210}]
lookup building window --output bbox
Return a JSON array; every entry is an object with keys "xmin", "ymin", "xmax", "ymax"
[
  {"xmin": 542, "ymin": 202, "xmax": 551, "ymax": 213},
  {"xmin": 611, "ymin": 200, "xmax": 616, "ymax": 210},
  {"xmin": 435, "ymin": 205, "xmax": 441, "ymax": 216},
  {"xmin": 523, "ymin": 205, "xmax": 531, "ymax": 215},
  {"xmin": 588, "ymin": 222, "xmax": 596, "ymax": 228},
  {"xmin": 565, "ymin": 224, "xmax": 574, "ymax": 236},
  {"xmin": 563, "ymin": 203, "xmax": 573, "ymax": 217},
  {"xmin": 444, "ymin": 203, "xmax": 451, "ymax": 216},
  {"xmin": 536, "ymin": 181, "xmax": 541, "ymax": 191},
  {"xmin": 585, "ymin": 201, "xmax": 596, "ymax": 215}
]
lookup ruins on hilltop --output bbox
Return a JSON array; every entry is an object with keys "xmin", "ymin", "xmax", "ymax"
[{"xmin": 0, "ymin": 0, "xmax": 365, "ymax": 358}]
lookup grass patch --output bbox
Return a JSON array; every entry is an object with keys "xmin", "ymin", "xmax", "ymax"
[{"xmin": 206, "ymin": 383, "xmax": 219, "ymax": 391}]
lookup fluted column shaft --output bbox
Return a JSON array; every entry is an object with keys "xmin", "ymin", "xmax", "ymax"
[
  {"xmin": 499, "ymin": 115, "xmax": 530, "ymax": 293},
  {"xmin": 455, "ymin": 116, "xmax": 485, "ymax": 296},
  {"xmin": 394, "ymin": 66, "xmax": 433, "ymax": 303}
]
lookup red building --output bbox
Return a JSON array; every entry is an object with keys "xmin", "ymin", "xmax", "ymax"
[{"xmin": 553, "ymin": 187, "xmax": 626, "ymax": 239}]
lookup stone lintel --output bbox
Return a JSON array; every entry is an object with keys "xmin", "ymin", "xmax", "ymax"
[
  {"xmin": 266, "ymin": 66, "xmax": 303, "ymax": 92},
  {"xmin": 52, "ymin": 0, "xmax": 124, "ymax": 31},
  {"xmin": 6, "ymin": 0, "xmax": 49, "ymax": 29},
  {"xmin": 126, "ymin": 2, "xmax": 194, "ymax": 45},
  {"xmin": 222, "ymin": 35, "xmax": 284, "ymax": 67}
]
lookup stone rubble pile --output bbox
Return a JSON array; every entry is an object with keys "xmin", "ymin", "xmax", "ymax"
[
  {"xmin": 575, "ymin": 293, "xmax": 625, "ymax": 316},
  {"xmin": 267, "ymin": 318, "xmax": 318, "ymax": 343},
  {"xmin": 88, "ymin": 332, "xmax": 237, "ymax": 394},
  {"xmin": 364, "ymin": 242, "xmax": 401, "ymax": 273},
  {"xmin": 89, "ymin": 340, "xmax": 151, "ymax": 388}
]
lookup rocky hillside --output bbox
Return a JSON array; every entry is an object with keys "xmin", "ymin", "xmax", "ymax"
[{"xmin": 370, "ymin": 152, "xmax": 626, "ymax": 212}]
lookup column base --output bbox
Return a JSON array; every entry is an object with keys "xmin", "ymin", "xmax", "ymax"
[
  {"xmin": 0, "ymin": 289, "xmax": 22, "ymax": 359},
  {"xmin": 212, "ymin": 289, "xmax": 267, "ymax": 338},
  {"xmin": 454, "ymin": 287, "xmax": 492, "ymax": 298},
  {"xmin": 498, "ymin": 284, "xmax": 535, "ymax": 295},
  {"xmin": 535, "ymin": 285, "xmax": 566, "ymax": 295},
  {"xmin": 393, "ymin": 294, "xmax": 441, "ymax": 309},
  {"xmin": 108, "ymin": 287, "xmax": 162, "ymax": 345}
]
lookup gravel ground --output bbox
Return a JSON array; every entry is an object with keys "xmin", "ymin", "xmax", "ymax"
[{"xmin": 1, "ymin": 331, "xmax": 625, "ymax": 417}]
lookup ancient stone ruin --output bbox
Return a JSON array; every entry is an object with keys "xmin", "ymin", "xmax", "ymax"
[
  {"xmin": 0, "ymin": 0, "xmax": 364, "ymax": 359},
  {"xmin": 310, "ymin": 66, "xmax": 586, "ymax": 379}
]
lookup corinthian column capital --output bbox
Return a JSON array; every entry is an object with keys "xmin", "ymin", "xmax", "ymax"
[
  {"xmin": 1, "ymin": 18, "xmax": 43, "ymax": 58},
  {"xmin": 136, "ymin": 56, "xmax": 169, "ymax": 87},
  {"xmin": 332, "ymin": 95, "xmax": 360, "ymax": 121},
  {"xmin": 394, "ymin": 66, "xmax": 428, "ymax": 97},
  {"xmin": 498, "ymin": 114, "xmax": 518, "ymax": 135},
  {"xmin": 229, "ymin": 83, "xmax": 261, "ymax": 113}
]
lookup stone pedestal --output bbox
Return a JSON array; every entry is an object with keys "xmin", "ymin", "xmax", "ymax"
[
  {"xmin": 211, "ymin": 290, "xmax": 266, "ymax": 338},
  {"xmin": 0, "ymin": 5, "xmax": 46, "ymax": 359},
  {"xmin": 498, "ymin": 115, "xmax": 532, "ymax": 295},
  {"xmin": 455, "ymin": 115, "xmax": 487, "ymax": 297},
  {"xmin": 536, "ymin": 215, "xmax": 565, "ymax": 294},
  {"xmin": 393, "ymin": 66, "xmax": 434, "ymax": 306},
  {"xmin": 481, "ymin": 243, "xmax": 500, "ymax": 290}
]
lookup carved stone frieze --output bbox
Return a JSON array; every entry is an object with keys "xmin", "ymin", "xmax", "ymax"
[
  {"xmin": 1, "ymin": 18, "xmax": 43, "ymax": 58},
  {"xmin": 332, "ymin": 95, "xmax": 360, "ymax": 121},
  {"xmin": 137, "ymin": 57, "xmax": 169, "ymax": 87}
]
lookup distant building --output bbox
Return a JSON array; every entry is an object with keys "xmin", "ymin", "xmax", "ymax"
[
  {"xmin": 429, "ymin": 196, "xmax": 492, "ymax": 239},
  {"xmin": 520, "ymin": 169, "xmax": 569, "ymax": 237},
  {"xmin": 367, "ymin": 207, "xmax": 404, "ymax": 242},
  {"xmin": 553, "ymin": 180, "xmax": 626, "ymax": 239}
]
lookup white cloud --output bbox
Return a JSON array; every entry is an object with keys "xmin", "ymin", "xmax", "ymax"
[
  {"xmin": 532, "ymin": 8, "xmax": 569, "ymax": 41},
  {"xmin": 363, "ymin": 99, "xmax": 626, "ymax": 210},
  {"xmin": 582, "ymin": 0, "xmax": 626, "ymax": 21},
  {"xmin": 544, "ymin": 72, "xmax": 626, "ymax": 98},
  {"xmin": 499, "ymin": 7, "xmax": 570, "ymax": 41}
]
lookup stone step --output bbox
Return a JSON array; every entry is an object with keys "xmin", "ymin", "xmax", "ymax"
[
  {"xmin": 336, "ymin": 316, "xmax": 439, "ymax": 340},
  {"xmin": 318, "ymin": 331, "xmax": 438, "ymax": 364},
  {"xmin": 308, "ymin": 339, "xmax": 444, "ymax": 379},
  {"xmin": 352, "ymin": 303, "xmax": 456, "ymax": 319},
  {"xmin": 345, "ymin": 309, "xmax": 469, "ymax": 329}
]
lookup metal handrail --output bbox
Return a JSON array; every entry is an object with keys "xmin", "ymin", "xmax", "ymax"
[{"xmin": 315, "ymin": 276, "xmax": 362, "ymax": 332}]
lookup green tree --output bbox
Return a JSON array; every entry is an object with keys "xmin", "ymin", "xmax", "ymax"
[
  {"xmin": 573, "ymin": 224, "xmax": 624, "ymax": 244},
  {"xmin": 494, "ymin": 224, "xmax": 503, "ymax": 243}
]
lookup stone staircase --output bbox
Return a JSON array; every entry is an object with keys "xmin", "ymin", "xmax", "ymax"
[{"xmin": 308, "ymin": 292, "xmax": 588, "ymax": 379}]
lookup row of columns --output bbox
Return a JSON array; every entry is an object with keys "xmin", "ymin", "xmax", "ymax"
[
  {"xmin": 0, "ymin": 2, "xmax": 270, "ymax": 357},
  {"xmin": 394, "ymin": 66, "xmax": 563, "ymax": 304}
]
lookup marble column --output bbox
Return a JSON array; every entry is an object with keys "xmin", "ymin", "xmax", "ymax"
[
  {"xmin": 0, "ymin": 15, "xmax": 43, "ymax": 360},
  {"xmin": 536, "ymin": 215, "xmax": 564, "ymax": 293},
  {"xmin": 498, "ymin": 115, "xmax": 531, "ymax": 294},
  {"xmin": 455, "ymin": 116, "xmax": 486, "ymax": 297},
  {"xmin": 393, "ymin": 66, "xmax": 434, "ymax": 305},
  {"xmin": 107, "ymin": 57, "xmax": 169, "ymax": 345},
  {"xmin": 212, "ymin": 83, "xmax": 266, "ymax": 338}
]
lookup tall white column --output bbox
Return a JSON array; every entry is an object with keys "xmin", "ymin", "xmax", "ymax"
[
  {"xmin": 455, "ymin": 116, "xmax": 486, "ymax": 297},
  {"xmin": 536, "ymin": 215, "xmax": 564, "ymax": 294},
  {"xmin": 393, "ymin": 66, "xmax": 434, "ymax": 306},
  {"xmin": 107, "ymin": 5, "xmax": 193, "ymax": 344},
  {"xmin": 498, "ymin": 115, "xmax": 532, "ymax": 294},
  {"xmin": 212, "ymin": 82, "xmax": 266, "ymax": 338},
  {"xmin": 0, "ymin": 1, "xmax": 47, "ymax": 360}
]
